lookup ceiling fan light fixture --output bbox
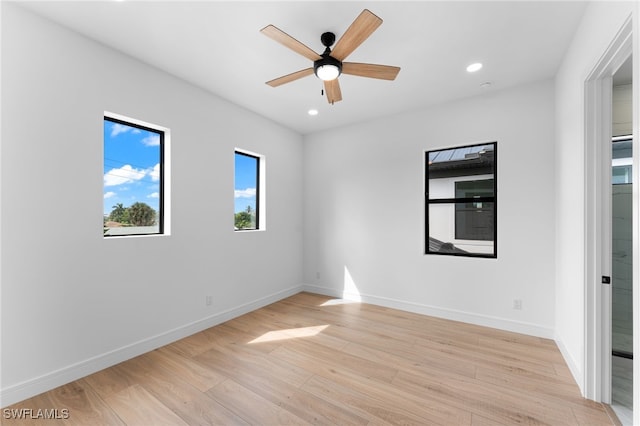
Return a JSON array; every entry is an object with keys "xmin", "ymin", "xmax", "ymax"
[
  {"xmin": 314, "ymin": 55, "xmax": 342, "ymax": 81},
  {"xmin": 316, "ymin": 64, "xmax": 340, "ymax": 81}
]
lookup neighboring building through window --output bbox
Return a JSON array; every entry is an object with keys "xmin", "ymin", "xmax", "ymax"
[
  {"xmin": 103, "ymin": 114, "xmax": 165, "ymax": 237},
  {"xmin": 425, "ymin": 142, "xmax": 497, "ymax": 257},
  {"xmin": 455, "ymin": 179, "xmax": 495, "ymax": 241},
  {"xmin": 612, "ymin": 136, "xmax": 632, "ymax": 185},
  {"xmin": 235, "ymin": 150, "xmax": 261, "ymax": 230}
]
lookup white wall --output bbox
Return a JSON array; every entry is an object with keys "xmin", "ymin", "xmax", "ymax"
[
  {"xmin": 613, "ymin": 83, "xmax": 633, "ymax": 137},
  {"xmin": 554, "ymin": 1, "xmax": 636, "ymax": 394},
  {"xmin": 0, "ymin": 4, "xmax": 303, "ymax": 406},
  {"xmin": 303, "ymin": 79, "xmax": 556, "ymax": 338}
]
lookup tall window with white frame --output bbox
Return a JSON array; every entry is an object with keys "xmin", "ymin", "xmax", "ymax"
[
  {"xmin": 234, "ymin": 150, "xmax": 261, "ymax": 231},
  {"xmin": 425, "ymin": 142, "xmax": 497, "ymax": 257},
  {"xmin": 103, "ymin": 115, "xmax": 165, "ymax": 237}
]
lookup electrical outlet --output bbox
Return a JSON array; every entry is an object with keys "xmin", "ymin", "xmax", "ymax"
[
  {"xmin": 206, "ymin": 295, "xmax": 212, "ymax": 306},
  {"xmin": 513, "ymin": 299, "xmax": 522, "ymax": 310}
]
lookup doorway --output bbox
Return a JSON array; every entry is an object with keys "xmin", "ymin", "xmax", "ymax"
[{"xmin": 583, "ymin": 15, "xmax": 636, "ymax": 426}]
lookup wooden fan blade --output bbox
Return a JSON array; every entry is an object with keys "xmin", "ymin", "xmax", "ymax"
[
  {"xmin": 330, "ymin": 9, "xmax": 382, "ymax": 61},
  {"xmin": 324, "ymin": 79, "xmax": 342, "ymax": 104},
  {"xmin": 260, "ymin": 25, "xmax": 322, "ymax": 62},
  {"xmin": 266, "ymin": 68, "xmax": 314, "ymax": 87},
  {"xmin": 342, "ymin": 62, "xmax": 400, "ymax": 80}
]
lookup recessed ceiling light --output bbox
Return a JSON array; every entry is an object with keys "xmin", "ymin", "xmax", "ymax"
[
  {"xmin": 308, "ymin": 109, "xmax": 319, "ymax": 116},
  {"xmin": 466, "ymin": 63, "xmax": 483, "ymax": 73},
  {"xmin": 480, "ymin": 81, "xmax": 492, "ymax": 89}
]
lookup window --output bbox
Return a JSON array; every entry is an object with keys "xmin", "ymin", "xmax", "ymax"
[
  {"xmin": 103, "ymin": 115, "xmax": 165, "ymax": 237},
  {"xmin": 425, "ymin": 142, "xmax": 497, "ymax": 257},
  {"xmin": 612, "ymin": 136, "xmax": 632, "ymax": 185},
  {"xmin": 234, "ymin": 150, "xmax": 261, "ymax": 230}
]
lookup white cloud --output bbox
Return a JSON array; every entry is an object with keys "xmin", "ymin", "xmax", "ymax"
[
  {"xmin": 104, "ymin": 191, "xmax": 116, "ymax": 199},
  {"xmin": 110, "ymin": 123, "xmax": 130, "ymax": 138},
  {"xmin": 104, "ymin": 164, "xmax": 147, "ymax": 187},
  {"xmin": 149, "ymin": 163, "xmax": 160, "ymax": 181},
  {"xmin": 110, "ymin": 123, "xmax": 141, "ymax": 137},
  {"xmin": 148, "ymin": 192, "xmax": 159, "ymax": 199},
  {"xmin": 235, "ymin": 188, "xmax": 256, "ymax": 198},
  {"xmin": 142, "ymin": 134, "xmax": 160, "ymax": 146}
]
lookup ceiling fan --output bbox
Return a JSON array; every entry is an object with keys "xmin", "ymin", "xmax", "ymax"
[{"xmin": 260, "ymin": 9, "xmax": 400, "ymax": 104}]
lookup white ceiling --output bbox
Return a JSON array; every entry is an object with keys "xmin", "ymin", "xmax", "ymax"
[{"xmin": 15, "ymin": 1, "xmax": 588, "ymax": 135}]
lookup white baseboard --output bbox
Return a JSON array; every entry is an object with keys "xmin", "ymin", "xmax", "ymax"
[
  {"xmin": 302, "ymin": 284, "xmax": 555, "ymax": 339},
  {"xmin": 0, "ymin": 285, "xmax": 303, "ymax": 408},
  {"xmin": 554, "ymin": 333, "xmax": 583, "ymax": 395}
]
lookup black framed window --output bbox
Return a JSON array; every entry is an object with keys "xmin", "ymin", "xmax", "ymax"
[
  {"xmin": 103, "ymin": 115, "xmax": 165, "ymax": 237},
  {"xmin": 425, "ymin": 142, "xmax": 497, "ymax": 257},
  {"xmin": 234, "ymin": 151, "xmax": 261, "ymax": 230}
]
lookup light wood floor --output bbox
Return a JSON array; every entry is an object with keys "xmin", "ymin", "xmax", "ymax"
[{"xmin": 4, "ymin": 292, "xmax": 617, "ymax": 425}]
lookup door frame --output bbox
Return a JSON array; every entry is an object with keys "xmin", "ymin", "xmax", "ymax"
[{"xmin": 583, "ymin": 15, "xmax": 632, "ymax": 405}]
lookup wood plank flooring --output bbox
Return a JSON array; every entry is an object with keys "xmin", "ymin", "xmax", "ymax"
[{"xmin": 3, "ymin": 292, "xmax": 617, "ymax": 425}]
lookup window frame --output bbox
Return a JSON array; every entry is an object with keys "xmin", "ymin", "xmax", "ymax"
[
  {"xmin": 234, "ymin": 150, "xmax": 262, "ymax": 231},
  {"xmin": 425, "ymin": 142, "xmax": 497, "ymax": 258},
  {"xmin": 103, "ymin": 114, "xmax": 166, "ymax": 238}
]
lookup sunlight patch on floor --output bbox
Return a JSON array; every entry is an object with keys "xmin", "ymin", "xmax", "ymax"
[
  {"xmin": 248, "ymin": 325, "xmax": 329, "ymax": 344},
  {"xmin": 320, "ymin": 298, "xmax": 361, "ymax": 306}
]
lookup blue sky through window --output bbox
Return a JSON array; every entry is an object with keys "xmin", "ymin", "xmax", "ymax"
[
  {"xmin": 103, "ymin": 118, "xmax": 161, "ymax": 217},
  {"xmin": 234, "ymin": 152, "xmax": 257, "ymax": 214}
]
